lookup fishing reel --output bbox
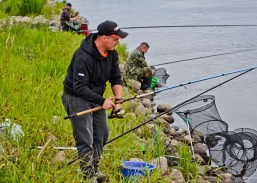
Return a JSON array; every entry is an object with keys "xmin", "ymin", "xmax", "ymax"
[{"xmin": 108, "ymin": 108, "xmax": 125, "ymax": 119}]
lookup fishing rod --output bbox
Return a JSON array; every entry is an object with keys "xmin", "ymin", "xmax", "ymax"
[
  {"xmin": 33, "ymin": 146, "xmax": 77, "ymax": 150},
  {"xmin": 32, "ymin": 146, "xmax": 143, "ymax": 152},
  {"xmin": 106, "ymin": 67, "xmax": 255, "ymax": 144},
  {"xmin": 65, "ymin": 65, "xmax": 255, "ymax": 166},
  {"xmin": 120, "ymin": 24, "xmax": 257, "ymax": 30},
  {"xmin": 151, "ymin": 48, "xmax": 257, "ymax": 67},
  {"xmin": 63, "ymin": 65, "xmax": 257, "ymax": 120},
  {"xmin": 86, "ymin": 24, "xmax": 257, "ymax": 33}
]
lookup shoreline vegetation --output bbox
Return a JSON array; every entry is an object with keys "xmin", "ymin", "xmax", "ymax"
[{"xmin": 0, "ymin": 0, "xmax": 238, "ymax": 182}]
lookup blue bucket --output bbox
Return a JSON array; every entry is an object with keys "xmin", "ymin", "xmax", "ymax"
[{"xmin": 120, "ymin": 160, "xmax": 156, "ymax": 178}]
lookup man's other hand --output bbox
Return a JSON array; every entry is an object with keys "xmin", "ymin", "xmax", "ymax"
[{"xmin": 102, "ymin": 97, "xmax": 115, "ymax": 110}]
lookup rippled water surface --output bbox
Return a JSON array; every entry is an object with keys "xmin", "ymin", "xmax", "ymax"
[{"xmin": 69, "ymin": 0, "xmax": 257, "ymax": 181}]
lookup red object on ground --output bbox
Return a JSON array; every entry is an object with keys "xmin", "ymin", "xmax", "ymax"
[{"xmin": 79, "ymin": 23, "xmax": 89, "ymax": 36}]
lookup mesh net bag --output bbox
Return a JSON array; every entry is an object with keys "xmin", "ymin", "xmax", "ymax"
[
  {"xmin": 208, "ymin": 129, "xmax": 257, "ymax": 178},
  {"xmin": 153, "ymin": 68, "xmax": 170, "ymax": 85},
  {"xmin": 174, "ymin": 95, "xmax": 228, "ymax": 138},
  {"xmin": 208, "ymin": 131, "xmax": 245, "ymax": 167},
  {"xmin": 173, "ymin": 95, "xmax": 257, "ymax": 179},
  {"xmin": 151, "ymin": 66, "xmax": 170, "ymax": 85},
  {"xmin": 229, "ymin": 128, "xmax": 257, "ymax": 177}
]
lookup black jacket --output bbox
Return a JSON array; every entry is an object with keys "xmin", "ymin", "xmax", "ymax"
[
  {"xmin": 63, "ymin": 33, "xmax": 122, "ymax": 105},
  {"xmin": 60, "ymin": 8, "xmax": 71, "ymax": 27}
]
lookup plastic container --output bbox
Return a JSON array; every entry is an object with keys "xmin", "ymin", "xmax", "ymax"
[
  {"xmin": 120, "ymin": 160, "xmax": 156, "ymax": 178},
  {"xmin": 151, "ymin": 76, "xmax": 159, "ymax": 90}
]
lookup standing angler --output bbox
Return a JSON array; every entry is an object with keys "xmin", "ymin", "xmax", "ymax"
[{"xmin": 62, "ymin": 20, "xmax": 128, "ymax": 182}]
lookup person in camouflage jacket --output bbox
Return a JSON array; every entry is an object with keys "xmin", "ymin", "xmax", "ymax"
[{"xmin": 123, "ymin": 42, "xmax": 152, "ymax": 90}]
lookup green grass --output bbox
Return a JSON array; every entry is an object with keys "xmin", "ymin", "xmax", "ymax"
[
  {"xmin": 1, "ymin": 0, "xmax": 46, "ymax": 16},
  {"xmin": 0, "ymin": 9, "xmax": 8, "ymax": 19},
  {"xmin": 115, "ymin": 43, "xmax": 128, "ymax": 64},
  {"xmin": 53, "ymin": 1, "xmax": 66, "ymax": 15},
  {"xmin": 176, "ymin": 145, "xmax": 200, "ymax": 182},
  {"xmin": 42, "ymin": 1, "xmax": 66, "ymax": 19},
  {"xmin": 0, "ymin": 0, "xmax": 65, "ymax": 18}
]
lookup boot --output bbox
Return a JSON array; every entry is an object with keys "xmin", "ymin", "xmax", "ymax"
[
  {"xmin": 94, "ymin": 166, "xmax": 107, "ymax": 182},
  {"xmin": 87, "ymin": 176, "xmax": 98, "ymax": 183},
  {"xmin": 80, "ymin": 159, "xmax": 95, "ymax": 181}
]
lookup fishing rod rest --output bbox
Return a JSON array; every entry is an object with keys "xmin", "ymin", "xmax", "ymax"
[{"xmin": 184, "ymin": 110, "xmax": 191, "ymax": 116}]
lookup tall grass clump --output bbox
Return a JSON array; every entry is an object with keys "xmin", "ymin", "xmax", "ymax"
[
  {"xmin": 2, "ymin": 0, "xmax": 46, "ymax": 16},
  {"xmin": 0, "ymin": 1, "xmax": 8, "ymax": 18},
  {"xmin": 177, "ymin": 145, "xmax": 200, "ymax": 182},
  {"xmin": 0, "ymin": 10, "xmax": 8, "ymax": 19},
  {"xmin": 52, "ymin": 1, "xmax": 66, "ymax": 15},
  {"xmin": 41, "ymin": 1, "xmax": 66, "ymax": 19}
]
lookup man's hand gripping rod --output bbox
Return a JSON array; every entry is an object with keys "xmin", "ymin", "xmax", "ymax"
[{"xmin": 63, "ymin": 91, "xmax": 155, "ymax": 120}]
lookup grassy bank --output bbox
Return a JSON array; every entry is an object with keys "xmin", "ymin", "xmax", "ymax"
[
  {"xmin": 0, "ymin": 1, "xmax": 203, "ymax": 182},
  {"xmin": 0, "ymin": 24, "xmax": 168, "ymax": 182}
]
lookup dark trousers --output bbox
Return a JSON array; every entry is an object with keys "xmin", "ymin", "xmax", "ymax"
[
  {"xmin": 61, "ymin": 25, "xmax": 70, "ymax": 32},
  {"xmin": 62, "ymin": 92, "xmax": 109, "ymax": 175},
  {"xmin": 140, "ymin": 75, "xmax": 152, "ymax": 90}
]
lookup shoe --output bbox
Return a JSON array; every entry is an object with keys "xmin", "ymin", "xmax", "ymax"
[
  {"xmin": 88, "ymin": 176, "xmax": 98, "ymax": 183},
  {"xmin": 143, "ymin": 88, "xmax": 153, "ymax": 92},
  {"xmin": 94, "ymin": 170, "xmax": 107, "ymax": 181},
  {"xmin": 83, "ymin": 175, "xmax": 98, "ymax": 183},
  {"xmin": 156, "ymin": 82, "xmax": 164, "ymax": 88}
]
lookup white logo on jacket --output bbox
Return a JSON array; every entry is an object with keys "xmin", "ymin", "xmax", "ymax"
[{"xmin": 78, "ymin": 73, "xmax": 84, "ymax": 76}]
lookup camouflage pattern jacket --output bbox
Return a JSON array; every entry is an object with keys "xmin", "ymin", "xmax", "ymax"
[{"xmin": 123, "ymin": 47, "xmax": 151, "ymax": 83}]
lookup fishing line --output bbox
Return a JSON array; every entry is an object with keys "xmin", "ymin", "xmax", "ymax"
[{"xmin": 151, "ymin": 48, "xmax": 257, "ymax": 67}]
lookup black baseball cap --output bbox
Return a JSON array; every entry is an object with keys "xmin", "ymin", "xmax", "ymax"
[
  {"xmin": 66, "ymin": 3, "xmax": 72, "ymax": 7},
  {"xmin": 97, "ymin": 20, "xmax": 128, "ymax": 39}
]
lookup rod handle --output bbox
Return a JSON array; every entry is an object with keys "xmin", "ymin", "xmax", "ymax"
[{"xmin": 64, "ymin": 106, "xmax": 103, "ymax": 120}]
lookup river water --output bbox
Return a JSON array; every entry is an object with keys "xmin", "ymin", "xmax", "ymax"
[{"xmin": 69, "ymin": 0, "xmax": 257, "ymax": 181}]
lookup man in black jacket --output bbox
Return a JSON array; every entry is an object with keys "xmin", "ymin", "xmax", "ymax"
[
  {"xmin": 62, "ymin": 20, "xmax": 128, "ymax": 181},
  {"xmin": 60, "ymin": 3, "xmax": 78, "ymax": 31}
]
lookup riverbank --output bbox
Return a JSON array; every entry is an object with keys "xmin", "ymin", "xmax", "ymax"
[{"xmin": 0, "ymin": 1, "xmax": 239, "ymax": 182}]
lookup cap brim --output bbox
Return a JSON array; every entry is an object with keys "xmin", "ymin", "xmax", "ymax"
[{"xmin": 112, "ymin": 30, "xmax": 128, "ymax": 39}]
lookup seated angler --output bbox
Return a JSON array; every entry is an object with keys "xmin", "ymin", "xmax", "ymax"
[
  {"xmin": 123, "ymin": 42, "xmax": 153, "ymax": 90},
  {"xmin": 60, "ymin": 3, "xmax": 79, "ymax": 31}
]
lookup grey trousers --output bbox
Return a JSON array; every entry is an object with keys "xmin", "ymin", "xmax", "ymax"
[{"xmin": 62, "ymin": 92, "xmax": 109, "ymax": 175}]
